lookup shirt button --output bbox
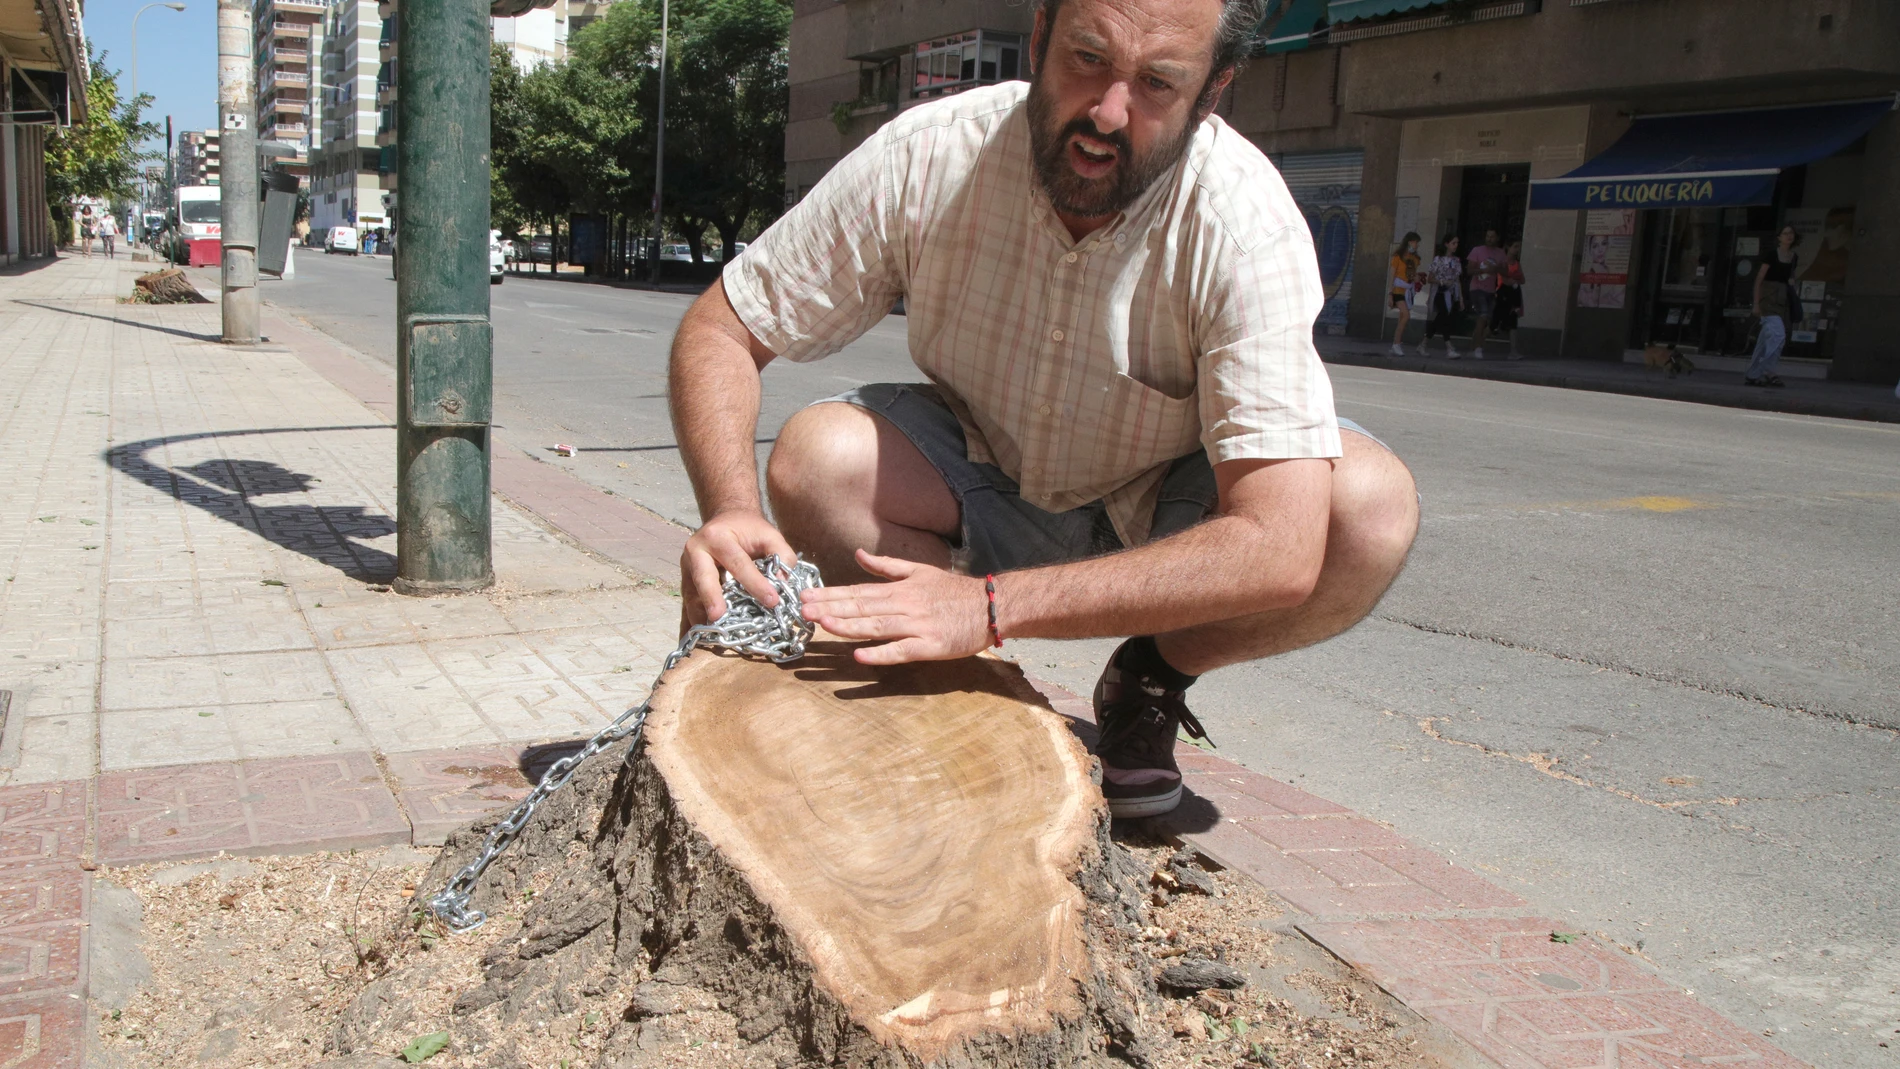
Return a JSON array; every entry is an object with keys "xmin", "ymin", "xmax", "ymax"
[
  {"xmin": 1037, "ymin": 403, "xmax": 1052, "ymax": 416},
  {"xmin": 1114, "ymin": 233, "xmax": 1127, "ymax": 244},
  {"xmin": 1050, "ymin": 328, "xmax": 1065, "ymax": 342},
  {"xmin": 1063, "ymin": 252, "xmax": 1078, "ymax": 264}
]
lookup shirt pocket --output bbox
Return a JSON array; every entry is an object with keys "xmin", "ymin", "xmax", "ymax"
[{"xmin": 1082, "ymin": 372, "xmax": 1200, "ymax": 487}]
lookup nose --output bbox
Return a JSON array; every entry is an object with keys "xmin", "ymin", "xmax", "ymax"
[{"xmin": 1089, "ymin": 81, "xmax": 1132, "ymax": 136}]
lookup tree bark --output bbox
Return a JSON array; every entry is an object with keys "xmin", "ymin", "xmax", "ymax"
[{"xmin": 350, "ymin": 640, "xmax": 1167, "ymax": 1068}]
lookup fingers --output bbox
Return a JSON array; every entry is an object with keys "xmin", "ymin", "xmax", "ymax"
[
  {"xmin": 682, "ymin": 548, "xmax": 727, "ymax": 624},
  {"xmin": 854, "ymin": 548, "xmax": 918, "ymax": 581},
  {"xmin": 855, "ymin": 637, "xmax": 936, "ymax": 666},
  {"xmin": 805, "ymin": 612, "xmax": 907, "ymax": 641}
]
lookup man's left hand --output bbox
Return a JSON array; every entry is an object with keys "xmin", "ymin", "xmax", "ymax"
[{"xmin": 798, "ymin": 549, "xmax": 991, "ymax": 665}]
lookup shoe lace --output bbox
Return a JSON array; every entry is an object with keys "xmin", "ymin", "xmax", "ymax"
[{"xmin": 1097, "ymin": 681, "xmax": 1213, "ymax": 753}]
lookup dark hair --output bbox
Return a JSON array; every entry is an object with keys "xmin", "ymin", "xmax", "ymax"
[
  {"xmin": 1397, "ymin": 231, "xmax": 1420, "ymax": 252},
  {"xmin": 1437, "ymin": 232, "xmax": 1458, "ymax": 255},
  {"xmin": 1035, "ymin": 0, "xmax": 1267, "ymax": 110}
]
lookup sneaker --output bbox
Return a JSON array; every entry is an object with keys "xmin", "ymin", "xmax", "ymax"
[
  {"xmin": 1388, "ymin": 343, "xmax": 1405, "ymax": 356},
  {"xmin": 1414, "ymin": 343, "xmax": 1430, "ymax": 355},
  {"xmin": 1446, "ymin": 346, "xmax": 1464, "ymax": 359},
  {"xmin": 1092, "ymin": 658, "xmax": 1212, "ymax": 818}
]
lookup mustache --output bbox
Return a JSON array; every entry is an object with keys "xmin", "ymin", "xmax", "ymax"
[{"xmin": 1059, "ymin": 118, "xmax": 1131, "ymax": 160}]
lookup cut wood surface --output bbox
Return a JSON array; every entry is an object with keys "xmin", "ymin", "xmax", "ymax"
[{"xmin": 644, "ymin": 639, "xmax": 1101, "ymax": 1056}]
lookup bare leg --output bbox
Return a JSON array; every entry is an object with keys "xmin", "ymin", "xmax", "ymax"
[
  {"xmin": 1154, "ymin": 430, "xmax": 1418, "ymax": 676},
  {"xmin": 766, "ymin": 402, "xmax": 960, "ymax": 583}
]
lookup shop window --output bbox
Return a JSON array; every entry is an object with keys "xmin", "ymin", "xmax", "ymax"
[{"xmin": 911, "ymin": 31, "xmax": 1022, "ymax": 101}]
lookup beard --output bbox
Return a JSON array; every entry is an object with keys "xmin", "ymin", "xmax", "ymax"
[{"xmin": 1026, "ymin": 76, "xmax": 1197, "ymax": 219}]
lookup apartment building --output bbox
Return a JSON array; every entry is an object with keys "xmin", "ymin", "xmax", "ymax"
[
  {"xmin": 786, "ymin": 0, "xmax": 1900, "ymax": 384},
  {"xmin": 310, "ymin": 0, "xmax": 385, "ymax": 232},
  {"xmin": 254, "ymin": 0, "xmax": 327, "ymax": 188},
  {"xmin": 177, "ymin": 129, "xmax": 222, "ymax": 186}
]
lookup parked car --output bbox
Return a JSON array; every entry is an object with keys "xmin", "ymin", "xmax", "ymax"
[
  {"xmin": 659, "ymin": 243, "xmax": 695, "ymax": 263},
  {"xmin": 325, "ymin": 226, "xmax": 360, "ymax": 255},
  {"xmin": 528, "ymin": 236, "xmax": 553, "ymax": 262},
  {"xmin": 489, "ymin": 230, "xmax": 505, "ymax": 285}
]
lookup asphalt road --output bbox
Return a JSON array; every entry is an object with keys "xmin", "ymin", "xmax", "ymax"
[{"xmin": 262, "ymin": 251, "xmax": 1900, "ymax": 1068}]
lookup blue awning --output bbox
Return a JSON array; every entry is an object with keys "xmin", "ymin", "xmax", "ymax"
[
  {"xmin": 1528, "ymin": 97, "xmax": 1895, "ymax": 211},
  {"xmin": 1260, "ymin": 0, "xmax": 1330, "ymax": 53}
]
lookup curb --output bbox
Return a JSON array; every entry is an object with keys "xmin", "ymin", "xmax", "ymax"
[{"xmin": 1321, "ymin": 350, "xmax": 1900, "ymax": 425}]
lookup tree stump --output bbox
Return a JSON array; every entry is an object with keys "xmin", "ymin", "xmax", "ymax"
[
  {"xmin": 356, "ymin": 640, "xmax": 1167, "ymax": 1068},
  {"xmin": 133, "ymin": 267, "xmax": 211, "ymax": 304}
]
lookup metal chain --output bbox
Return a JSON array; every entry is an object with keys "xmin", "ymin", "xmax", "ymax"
[{"xmin": 427, "ymin": 556, "xmax": 823, "ymax": 932}]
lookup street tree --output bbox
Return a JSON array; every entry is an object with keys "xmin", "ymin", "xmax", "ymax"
[{"xmin": 44, "ymin": 46, "xmax": 157, "ymax": 239}]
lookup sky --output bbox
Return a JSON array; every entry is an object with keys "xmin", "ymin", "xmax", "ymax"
[{"xmin": 84, "ymin": 0, "xmax": 221, "ymax": 145}]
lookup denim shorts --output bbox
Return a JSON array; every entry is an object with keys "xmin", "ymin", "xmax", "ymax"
[
  {"xmin": 1469, "ymin": 289, "xmax": 1497, "ymax": 318},
  {"xmin": 821, "ymin": 383, "xmax": 1379, "ymax": 576}
]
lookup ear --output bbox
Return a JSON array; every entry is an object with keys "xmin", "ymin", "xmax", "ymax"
[
  {"xmin": 1029, "ymin": 9, "xmax": 1047, "ymax": 75},
  {"xmin": 1194, "ymin": 64, "xmax": 1236, "ymax": 120}
]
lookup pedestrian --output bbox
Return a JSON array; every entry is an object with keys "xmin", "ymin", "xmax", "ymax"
[
  {"xmin": 669, "ymin": 0, "xmax": 1419, "ymax": 820},
  {"xmin": 77, "ymin": 205, "xmax": 95, "ymax": 257},
  {"xmin": 97, "ymin": 210, "xmax": 118, "ymax": 258},
  {"xmin": 1421, "ymin": 234, "xmax": 1465, "ymax": 357},
  {"xmin": 1495, "ymin": 239, "xmax": 1525, "ymax": 359},
  {"xmin": 1463, "ymin": 228, "xmax": 1508, "ymax": 357},
  {"xmin": 1387, "ymin": 231, "xmax": 1422, "ymax": 357},
  {"xmin": 1746, "ymin": 224, "xmax": 1799, "ymax": 388}
]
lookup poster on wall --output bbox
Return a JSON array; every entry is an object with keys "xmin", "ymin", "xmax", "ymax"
[
  {"xmin": 1577, "ymin": 209, "xmax": 1634, "ymax": 309},
  {"xmin": 1787, "ymin": 206, "xmax": 1854, "ymax": 283},
  {"xmin": 1277, "ymin": 150, "xmax": 1364, "ymax": 334}
]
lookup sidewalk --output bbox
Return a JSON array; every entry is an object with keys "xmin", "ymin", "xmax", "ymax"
[
  {"xmin": 1318, "ymin": 335, "xmax": 1900, "ymax": 425},
  {"xmin": 0, "ymin": 253, "xmax": 1807, "ymax": 1067}
]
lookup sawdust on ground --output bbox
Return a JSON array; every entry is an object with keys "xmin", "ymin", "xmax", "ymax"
[{"xmin": 96, "ymin": 841, "xmax": 1424, "ymax": 1069}]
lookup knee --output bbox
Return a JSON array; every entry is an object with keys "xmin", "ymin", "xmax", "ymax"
[
  {"xmin": 766, "ymin": 403, "xmax": 879, "ymax": 519},
  {"xmin": 1331, "ymin": 436, "xmax": 1419, "ymax": 572}
]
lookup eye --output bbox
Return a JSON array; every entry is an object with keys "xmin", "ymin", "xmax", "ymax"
[
  {"xmin": 1075, "ymin": 50, "xmax": 1102, "ymax": 65},
  {"xmin": 1144, "ymin": 75, "xmax": 1173, "ymax": 93}
]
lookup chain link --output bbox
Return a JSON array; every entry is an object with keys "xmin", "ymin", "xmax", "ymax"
[{"xmin": 427, "ymin": 556, "xmax": 823, "ymax": 932}]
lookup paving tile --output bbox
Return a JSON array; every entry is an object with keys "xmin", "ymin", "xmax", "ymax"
[
  {"xmin": 1299, "ymin": 917, "xmax": 1811, "ymax": 1069},
  {"xmin": 6, "ymin": 720, "xmax": 93, "ymax": 788},
  {"xmin": 99, "ymin": 699, "xmax": 370, "ymax": 770},
  {"xmin": 384, "ymin": 745, "xmax": 534, "ymax": 846},
  {"xmin": 1235, "ymin": 813, "xmax": 1416, "ymax": 853},
  {"xmin": 100, "ymin": 649, "xmax": 337, "ymax": 711},
  {"xmin": 96, "ymin": 751, "xmax": 409, "ymax": 863},
  {"xmin": 1181, "ymin": 766, "xmax": 1351, "ymax": 816},
  {"xmin": 326, "ymin": 645, "xmax": 501, "ymax": 753},
  {"xmin": 0, "ymin": 992, "xmax": 86, "ymax": 1068}
]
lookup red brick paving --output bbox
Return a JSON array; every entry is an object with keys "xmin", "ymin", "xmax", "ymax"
[
  {"xmin": 1303, "ymin": 917, "xmax": 1809, "ymax": 1069},
  {"xmin": 95, "ymin": 752, "xmax": 410, "ymax": 864},
  {"xmin": 0, "ymin": 994, "xmax": 86, "ymax": 1068},
  {"xmin": 382, "ymin": 745, "xmax": 534, "ymax": 846}
]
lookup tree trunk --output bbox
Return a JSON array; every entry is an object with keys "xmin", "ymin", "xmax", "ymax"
[
  {"xmin": 339, "ymin": 640, "xmax": 1166, "ymax": 1068},
  {"xmin": 134, "ymin": 267, "xmax": 212, "ymax": 304}
]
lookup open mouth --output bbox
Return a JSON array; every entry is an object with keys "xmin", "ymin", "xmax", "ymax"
[{"xmin": 1068, "ymin": 134, "xmax": 1119, "ymax": 176}]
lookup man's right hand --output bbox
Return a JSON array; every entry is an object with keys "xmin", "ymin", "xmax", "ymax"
[{"xmin": 681, "ymin": 510, "xmax": 800, "ymax": 626}]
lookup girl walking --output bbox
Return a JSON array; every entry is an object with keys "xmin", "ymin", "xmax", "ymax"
[
  {"xmin": 1387, "ymin": 232, "xmax": 1422, "ymax": 356},
  {"xmin": 1421, "ymin": 234, "xmax": 1465, "ymax": 357},
  {"xmin": 77, "ymin": 205, "xmax": 96, "ymax": 258},
  {"xmin": 97, "ymin": 210, "xmax": 118, "ymax": 258}
]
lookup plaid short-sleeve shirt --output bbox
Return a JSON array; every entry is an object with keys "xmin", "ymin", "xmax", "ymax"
[{"xmin": 724, "ymin": 82, "xmax": 1341, "ymax": 546}]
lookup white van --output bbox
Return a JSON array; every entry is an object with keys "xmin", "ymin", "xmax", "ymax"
[{"xmin": 325, "ymin": 226, "xmax": 360, "ymax": 255}]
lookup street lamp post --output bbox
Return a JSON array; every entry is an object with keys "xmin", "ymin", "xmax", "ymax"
[
  {"xmin": 131, "ymin": 2, "xmax": 186, "ymax": 241},
  {"xmin": 647, "ymin": 0, "xmax": 668, "ymax": 284}
]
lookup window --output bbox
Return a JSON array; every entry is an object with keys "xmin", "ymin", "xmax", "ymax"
[{"xmin": 911, "ymin": 30, "xmax": 1022, "ymax": 101}]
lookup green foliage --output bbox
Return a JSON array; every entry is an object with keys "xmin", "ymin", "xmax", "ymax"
[
  {"xmin": 399, "ymin": 1030, "xmax": 451, "ymax": 1062},
  {"xmin": 44, "ymin": 46, "xmax": 158, "ymax": 211},
  {"xmin": 489, "ymin": 0, "xmax": 790, "ymax": 260}
]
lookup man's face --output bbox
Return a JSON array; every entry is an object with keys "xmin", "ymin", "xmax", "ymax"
[
  {"xmin": 1026, "ymin": 0, "xmax": 1229, "ymax": 223},
  {"xmin": 1485, "ymin": 230, "xmax": 1500, "ymax": 247}
]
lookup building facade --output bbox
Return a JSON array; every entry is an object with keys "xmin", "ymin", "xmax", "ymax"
[
  {"xmin": 785, "ymin": 0, "xmax": 1900, "ymax": 384},
  {"xmin": 311, "ymin": 0, "xmax": 385, "ymax": 233},
  {"xmin": 0, "ymin": 0, "xmax": 86, "ymax": 263},
  {"xmin": 254, "ymin": 0, "xmax": 327, "ymax": 189},
  {"xmin": 177, "ymin": 130, "xmax": 222, "ymax": 186}
]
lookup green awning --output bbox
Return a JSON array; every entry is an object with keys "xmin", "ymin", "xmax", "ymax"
[
  {"xmin": 1259, "ymin": 0, "xmax": 1329, "ymax": 53},
  {"xmin": 1327, "ymin": 0, "xmax": 1440, "ymax": 23}
]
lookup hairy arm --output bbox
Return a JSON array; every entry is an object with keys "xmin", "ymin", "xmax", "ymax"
[
  {"xmin": 798, "ymin": 455, "xmax": 1332, "ymax": 664},
  {"xmin": 669, "ymin": 278, "xmax": 797, "ymax": 623}
]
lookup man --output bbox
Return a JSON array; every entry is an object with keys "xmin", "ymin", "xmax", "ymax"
[
  {"xmin": 667, "ymin": 0, "xmax": 1419, "ymax": 818},
  {"xmin": 1462, "ymin": 228, "xmax": 1508, "ymax": 358}
]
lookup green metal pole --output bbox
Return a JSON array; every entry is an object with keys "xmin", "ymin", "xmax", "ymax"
[{"xmin": 394, "ymin": 0, "xmax": 494, "ymax": 594}]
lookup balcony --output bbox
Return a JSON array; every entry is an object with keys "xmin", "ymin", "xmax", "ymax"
[
  {"xmin": 268, "ymin": 121, "xmax": 308, "ymax": 139},
  {"xmin": 272, "ymin": 96, "xmax": 308, "ymax": 114},
  {"xmin": 272, "ymin": 45, "xmax": 309, "ymax": 62},
  {"xmin": 271, "ymin": 0, "xmax": 326, "ymax": 13},
  {"xmin": 265, "ymin": 69, "xmax": 310, "ymax": 91},
  {"xmin": 380, "ymin": 39, "xmax": 397, "ymax": 61},
  {"xmin": 377, "ymin": 82, "xmax": 396, "ymax": 106},
  {"xmin": 271, "ymin": 21, "xmax": 312, "ymax": 38}
]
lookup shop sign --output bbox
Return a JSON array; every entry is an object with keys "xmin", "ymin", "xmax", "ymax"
[{"xmin": 1531, "ymin": 173, "xmax": 1777, "ymax": 211}]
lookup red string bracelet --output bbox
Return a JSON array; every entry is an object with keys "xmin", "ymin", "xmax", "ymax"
[{"xmin": 984, "ymin": 574, "xmax": 1004, "ymax": 648}]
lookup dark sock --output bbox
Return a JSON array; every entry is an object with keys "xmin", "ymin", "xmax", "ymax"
[{"xmin": 1113, "ymin": 635, "xmax": 1198, "ymax": 691}]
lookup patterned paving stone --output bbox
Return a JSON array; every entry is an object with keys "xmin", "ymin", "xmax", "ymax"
[
  {"xmin": 95, "ymin": 751, "xmax": 409, "ymax": 863},
  {"xmin": 1299, "ymin": 916, "xmax": 1811, "ymax": 1069},
  {"xmin": 0, "ymin": 993, "xmax": 85, "ymax": 1068},
  {"xmin": 383, "ymin": 745, "xmax": 535, "ymax": 846}
]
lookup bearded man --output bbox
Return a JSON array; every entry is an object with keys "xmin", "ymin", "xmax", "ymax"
[{"xmin": 667, "ymin": 0, "xmax": 1419, "ymax": 818}]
